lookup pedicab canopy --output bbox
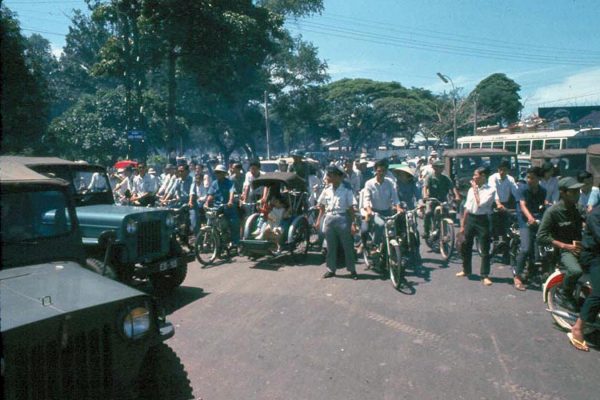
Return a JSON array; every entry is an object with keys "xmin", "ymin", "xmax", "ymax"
[
  {"xmin": 251, "ymin": 172, "xmax": 307, "ymax": 191},
  {"xmin": 587, "ymin": 144, "xmax": 600, "ymax": 186},
  {"xmin": 114, "ymin": 160, "xmax": 138, "ymax": 169}
]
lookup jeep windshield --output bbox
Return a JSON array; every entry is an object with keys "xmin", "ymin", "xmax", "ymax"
[
  {"xmin": 32, "ymin": 166, "xmax": 115, "ymax": 206},
  {"xmin": 1, "ymin": 189, "xmax": 74, "ymax": 244}
]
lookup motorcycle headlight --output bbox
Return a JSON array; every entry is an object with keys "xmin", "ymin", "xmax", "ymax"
[
  {"xmin": 386, "ymin": 219, "xmax": 396, "ymax": 228},
  {"xmin": 126, "ymin": 219, "xmax": 138, "ymax": 234},
  {"xmin": 166, "ymin": 213, "xmax": 176, "ymax": 227},
  {"xmin": 122, "ymin": 306, "xmax": 151, "ymax": 339}
]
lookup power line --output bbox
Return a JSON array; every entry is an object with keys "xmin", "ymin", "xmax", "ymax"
[
  {"xmin": 320, "ymin": 12, "xmax": 600, "ymax": 57},
  {"xmin": 289, "ymin": 24, "xmax": 599, "ymax": 67},
  {"xmin": 295, "ymin": 21, "xmax": 600, "ymax": 64},
  {"xmin": 21, "ymin": 27, "xmax": 67, "ymax": 37}
]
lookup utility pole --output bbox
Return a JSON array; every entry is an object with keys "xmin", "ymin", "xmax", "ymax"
[{"xmin": 264, "ymin": 91, "xmax": 271, "ymax": 159}]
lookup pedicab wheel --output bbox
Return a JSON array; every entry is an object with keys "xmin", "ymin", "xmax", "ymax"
[
  {"xmin": 439, "ymin": 218, "xmax": 455, "ymax": 261},
  {"xmin": 195, "ymin": 229, "xmax": 219, "ymax": 266},
  {"xmin": 291, "ymin": 219, "xmax": 310, "ymax": 262},
  {"xmin": 388, "ymin": 244, "xmax": 405, "ymax": 289}
]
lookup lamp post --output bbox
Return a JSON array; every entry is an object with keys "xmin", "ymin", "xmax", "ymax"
[{"xmin": 437, "ymin": 72, "xmax": 457, "ymax": 149}]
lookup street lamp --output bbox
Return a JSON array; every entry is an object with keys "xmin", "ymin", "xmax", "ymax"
[{"xmin": 437, "ymin": 72, "xmax": 457, "ymax": 149}]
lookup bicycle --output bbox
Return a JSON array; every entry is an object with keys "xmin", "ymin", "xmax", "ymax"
[
  {"xmin": 365, "ymin": 211, "xmax": 405, "ymax": 289},
  {"xmin": 399, "ymin": 205, "xmax": 422, "ymax": 272},
  {"xmin": 195, "ymin": 205, "xmax": 233, "ymax": 266},
  {"xmin": 422, "ymin": 198, "xmax": 456, "ymax": 261}
]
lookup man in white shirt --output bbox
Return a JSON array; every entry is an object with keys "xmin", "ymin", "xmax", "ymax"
[
  {"xmin": 488, "ymin": 159, "xmax": 520, "ymax": 244},
  {"xmin": 241, "ymin": 159, "xmax": 265, "ymax": 204},
  {"xmin": 343, "ymin": 158, "xmax": 361, "ymax": 194},
  {"xmin": 114, "ymin": 166, "xmax": 135, "ymax": 205},
  {"xmin": 363, "ymin": 159, "xmax": 403, "ymax": 252},
  {"xmin": 315, "ymin": 165, "xmax": 358, "ymax": 279},
  {"xmin": 131, "ymin": 162, "xmax": 159, "ymax": 206},
  {"xmin": 457, "ymin": 166, "xmax": 497, "ymax": 286}
]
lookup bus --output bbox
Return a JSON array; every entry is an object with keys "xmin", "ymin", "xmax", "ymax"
[{"xmin": 456, "ymin": 128, "xmax": 600, "ymax": 158}]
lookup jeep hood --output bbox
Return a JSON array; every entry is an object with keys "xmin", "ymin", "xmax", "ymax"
[
  {"xmin": 76, "ymin": 204, "xmax": 170, "ymax": 224},
  {"xmin": 0, "ymin": 261, "xmax": 145, "ymax": 332}
]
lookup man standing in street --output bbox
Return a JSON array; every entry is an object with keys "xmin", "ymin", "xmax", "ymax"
[
  {"xmin": 457, "ymin": 167, "xmax": 496, "ymax": 286},
  {"xmin": 537, "ymin": 177, "xmax": 585, "ymax": 311},
  {"xmin": 315, "ymin": 165, "xmax": 358, "ymax": 280},
  {"xmin": 488, "ymin": 159, "xmax": 520, "ymax": 247}
]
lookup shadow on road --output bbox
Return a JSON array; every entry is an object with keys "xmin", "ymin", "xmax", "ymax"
[
  {"xmin": 159, "ymin": 286, "xmax": 209, "ymax": 315},
  {"xmin": 250, "ymin": 252, "xmax": 324, "ymax": 271}
]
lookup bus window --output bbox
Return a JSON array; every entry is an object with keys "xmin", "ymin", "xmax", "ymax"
[
  {"xmin": 532, "ymin": 140, "xmax": 543, "ymax": 151},
  {"xmin": 561, "ymin": 139, "xmax": 567, "ymax": 149},
  {"xmin": 492, "ymin": 142, "xmax": 503, "ymax": 149},
  {"xmin": 482, "ymin": 142, "xmax": 492, "ymax": 148},
  {"xmin": 472, "ymin": 143, "xmax": 481, "ymax": 149},
  {"xmin": 517, "ymin": 140, "xmax": 531, "ymax": 155},
  {"xmin": 545, "ymin": 139, "xmax": 560, "ymax": 150},
  {"xmin": 505, "ymin": 141, "xmax": 516, "ymax": 153}
]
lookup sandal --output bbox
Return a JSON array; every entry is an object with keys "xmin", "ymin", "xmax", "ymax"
[
  {"xmin": 514, "ymin": 278, "xmax": 526, "ymax": 291},
  {"xmin": 567, "ymin": 332, "xmax": 589, "ymax": 352}
]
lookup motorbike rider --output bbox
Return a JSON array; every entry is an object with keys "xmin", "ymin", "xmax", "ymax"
[
  {"xmin": 204, "ymin": 164, "xmax": 240, "ymax": 247},
  {"xmin": 363, "ymin": 159, "xmax": 403, "ymax": 258},
  {"xmin": 537, "ymin": 177, "xmax": 585, "ymax": 311},
  {"xmin": 513, "ymin": 167, "xmax": 547, "ymax": 291},
  {"xmin": 422, "ymin": 160, "xmax": 461, "ymax": 239},
  {"xmin": 131, "ymin": 162, "xmax": 159, "ymax": 206},
  {"xmin": 568, "ymin": 204, "xmax": 600, "ymax": 352}
]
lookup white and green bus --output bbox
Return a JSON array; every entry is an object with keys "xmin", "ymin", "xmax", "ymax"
[{"xmin": 457, "ymin": 128, "xmax": 600, "ymax": 158}]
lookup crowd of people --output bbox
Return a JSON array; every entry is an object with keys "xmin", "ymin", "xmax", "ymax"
[{"xmin": 105, "ymin": 150, "xmax": 599, "ymax": 352}]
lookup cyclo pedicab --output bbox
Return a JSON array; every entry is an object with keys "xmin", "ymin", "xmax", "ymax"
[{"xmin": 240, "ymin": 172, "xmax": 311, "ymax": 261}]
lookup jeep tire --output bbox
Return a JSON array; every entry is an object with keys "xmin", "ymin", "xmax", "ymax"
[{"xmin": 150, "ymin": 259, "xmax": 187, "ymax": 294}]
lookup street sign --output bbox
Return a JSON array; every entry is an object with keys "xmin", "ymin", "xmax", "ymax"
[{"xmin": 127, "ymin": 130, "xmax": 145, "ymax": 140}]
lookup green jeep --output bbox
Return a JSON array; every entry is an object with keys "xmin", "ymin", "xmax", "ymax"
[
  {"xmin": 0, "ymin": 160, "xmax": 179, "ymax": 399},
  {"xmin": 0, "ymin": 156, "xmax": 189, "ymax": 293}
]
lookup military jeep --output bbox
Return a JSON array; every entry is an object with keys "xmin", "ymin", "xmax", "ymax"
[
  {"xmin": 0, "ymin": 156, "xmax": 189, "ymax": 293},
  {"xmin": 0, "ymin": 160, "xmax": 176, "ymax": 399}
]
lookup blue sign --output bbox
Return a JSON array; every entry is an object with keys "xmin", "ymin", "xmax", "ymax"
[{"xmin": 127, "ymin": 130, "xmax": 145, "ymax": 140}]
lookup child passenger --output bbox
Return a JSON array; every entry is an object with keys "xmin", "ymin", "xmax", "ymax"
[{"xmin": 256, "ymin": 194, "xmax": 290, "ymax": 252}]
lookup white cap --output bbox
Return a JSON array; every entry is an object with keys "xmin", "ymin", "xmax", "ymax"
[{"xmin": 214, "ymin": 164, "xmax": 227, "ymax": 173}]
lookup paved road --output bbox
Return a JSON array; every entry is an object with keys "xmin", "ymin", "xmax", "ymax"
[{"xmin": 160, "ymin": 246, "xmax": 598, "ymax": 400}]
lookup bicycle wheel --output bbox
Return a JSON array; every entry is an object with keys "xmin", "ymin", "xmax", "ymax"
[
  {"xmin": 439, "ymin": 218, "xmax": 455, "ymax": 261},
  {"xmin": 195, "ymin": 228, "xmax": 219, "ymax": 266},
  {"xmin": 388, "ymin": 243, "xmax": 405, "ymax": 289}
]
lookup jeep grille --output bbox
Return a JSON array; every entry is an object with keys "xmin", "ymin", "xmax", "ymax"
[
  {"xmin": 137, "ymin": 220, "xmax": 162, "ymax": 256},
  {"xmin": 9, "ymin": 326, "xmax": 113, "ymax": 400}
]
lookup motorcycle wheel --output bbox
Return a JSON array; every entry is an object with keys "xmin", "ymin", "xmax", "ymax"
[
  {"xmin": 389, "ymin": 244, "xmax": 405, "ymax": 289},
  {"xmin": 439, "ymin": 219, "xmax": 455, "ymax": 261},
  {"xmin": 195, "ymin": 229, "xmax": 219, "ymax": 266},
  {"xmin": 546, "ymin": 277, "xmax": 575, "ymax": 331}
]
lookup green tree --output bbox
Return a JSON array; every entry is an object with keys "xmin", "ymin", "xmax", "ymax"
[
  {"xmin": 1, "ymin": 6, "xmax": 50, "ymax": 154},
  {"xmin": 471, "ymin": 73, "xmax": 522, "ymax": 125}
]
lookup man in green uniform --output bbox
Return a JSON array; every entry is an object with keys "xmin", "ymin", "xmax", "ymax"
[
  {"xmin": 537, "ymin": 177, "xmax": 584, "ymax": 311},
  {"xmin": 422, "ymin": 160, "xmax": 460, "ymax": 239}
]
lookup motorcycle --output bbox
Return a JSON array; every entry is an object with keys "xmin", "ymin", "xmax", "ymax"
[{"xmin": 543, "ymin": 256, "xmax": 600, "ymax": 332}]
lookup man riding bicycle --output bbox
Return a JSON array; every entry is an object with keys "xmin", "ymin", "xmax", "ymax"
[
  {"xmin": 363, "ymin": 159, "xmax": 403, "ymax": 256},
  {"xmin": 204, "ymin": 164, "xmax": 240, "ymax": 248},
  {"xmin": 422, "ymin": 160, "xmax": 461, "ymax": 239}
]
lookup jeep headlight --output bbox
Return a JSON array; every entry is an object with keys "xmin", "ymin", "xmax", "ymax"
[
  {"xmin": 166, "ymin": 213, "xmax": 176, "ymax": 228},
  {"xmin": 126, "ymin": 219, "xmax": 138, "ymax": 234},
  {"xmin": 123, "ymin": 307, "xmax": 151, "ymax": 339}
]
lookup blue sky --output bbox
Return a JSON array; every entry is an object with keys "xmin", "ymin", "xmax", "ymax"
[{"xmin": 6, "ymin": 0, "xmax": 600, "ymax": 116}]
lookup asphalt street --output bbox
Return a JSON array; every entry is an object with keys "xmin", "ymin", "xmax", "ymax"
[{"xmin": 159, "ymin": 245, "xmax": 599, "ymax": 400}]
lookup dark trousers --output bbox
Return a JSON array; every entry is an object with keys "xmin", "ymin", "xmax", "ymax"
[
  {"xmin": 491, "ymin": 203, "xmax": 511, "ymax": 240},
  {"xmin": 580, "ymin": 257, "xmax": 600, "ymax": 324},
  {"xmin": 461, "ymin": 213, "xmax": 491, "ymax": 277}
]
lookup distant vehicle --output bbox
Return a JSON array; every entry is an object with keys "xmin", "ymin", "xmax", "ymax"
[
  {"xmin": 530, "ymin": 148, "xmax": 588, "ymax": 178},
  {"xmin": 457, "ymin": 128, "xmax": 600, "ymax": 158},
  {"xmin": 1, "ymin": 160, "xmax": 175, "ymax": 399},
  {"xmin": 587, "ymin": 144, "xmax": 600, "ymax": 186},
  {"xmin": 1, "ymin": 156, "xmax": 190, "ymax": 293},
  {"xmin": 442, "ymin": 149, "xmax": 519, "ymax": 197}
]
